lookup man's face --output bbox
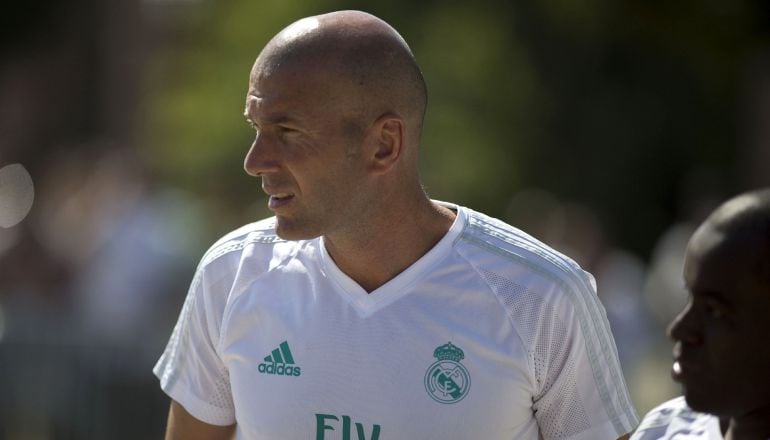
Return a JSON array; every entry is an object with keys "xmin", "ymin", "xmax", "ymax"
[
  {"xmin": 242, "ymin": 56, "xmax": 372, "ymax": 240},
  {"xmin": 668, "ymin": 223, "xmax": 770, "ymax": 416}
]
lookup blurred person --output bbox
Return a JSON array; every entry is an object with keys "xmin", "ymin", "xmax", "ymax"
[
  {"xmin": 0, "ymin": 147, "xmax": 199, "ymax": 439},
  {"xmin": 154, "ymin": 10, "xmax": 637, "ymax": 439},
  {"xmin": 631, "ymin": 188, "xmax": 770, "ymax": 439}
]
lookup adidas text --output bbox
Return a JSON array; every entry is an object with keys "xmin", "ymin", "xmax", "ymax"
[{"xmin": 258, "ymin": 362, "xmax": 301, "ymax": 376}]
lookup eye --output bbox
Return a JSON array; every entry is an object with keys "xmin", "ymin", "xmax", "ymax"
[
  {"xmin": 276, "ymin": 126, "xmax": 303, "ymax": 141},
  {"xmin": 704, "ymin": 300, "xmax": 727, "ymax": 320}
]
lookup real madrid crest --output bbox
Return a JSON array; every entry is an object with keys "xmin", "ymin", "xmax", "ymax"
[{"xmin": 424, "ymin": 342, "xmax": 471, "ymax": 404}]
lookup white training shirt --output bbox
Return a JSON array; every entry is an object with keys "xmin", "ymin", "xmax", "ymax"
[
  {"xmin": 630, "ymin": 397, "xmax": 723, "ymax": 440},
  {"xmin": 154, "ymin": 202, "xmax": 638, "ymax": 439}
]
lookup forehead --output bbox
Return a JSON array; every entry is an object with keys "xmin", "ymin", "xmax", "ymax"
[
  {"xmin": 684, "ymin": 224, "xmax": 768, "ymax": 307},
  {"xmin": 249, "ymin": 53, "xmax": 311, "ymax": 99},
  {"xmin": 248, "ymin": 34, "xmax": 338, "ymax": 94},
  {"xmin": 245, "ymin": 54, "xmax": 359, "ymax": 125},
  {"xmin": 246, "ymin": 64, "xmax": 324, "ymax": 118}
]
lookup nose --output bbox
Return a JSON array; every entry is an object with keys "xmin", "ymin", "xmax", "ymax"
[
  {"xmin": 667, "ymin": 301, "xmax": 702, "ymax": 345},
  {"xmin": 244, "ymin": 133, "xmax": 280, "ymax": 177}
]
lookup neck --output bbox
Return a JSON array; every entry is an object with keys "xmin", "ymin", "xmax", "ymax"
[
  {"xmin": 724, "ymin": 407, "xmax": 770, "ymax": 440},
  {"xmin": 323, "ymin": 194, "xmax": 456, "ymax": 292}
]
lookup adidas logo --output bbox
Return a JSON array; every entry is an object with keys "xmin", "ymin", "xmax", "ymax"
[{"xmin": 258, "ymin": 341, "xmax": 301, "ymax": 377}]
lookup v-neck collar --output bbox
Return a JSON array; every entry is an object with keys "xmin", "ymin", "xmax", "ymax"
[{"xmin": 317, "ymin": 202, "xmax": 465, "ymax": 317}]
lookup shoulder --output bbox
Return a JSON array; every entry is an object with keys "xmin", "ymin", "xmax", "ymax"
[
  {"xmin": 452, "ymin": 204, "xmax": 595, "ymax": 296},
  {"xmin": 201, "ymin": 217, "xmax": 282, "ymax": 264},
  {"xmin": 185, "ymin": 217, "xmax": 304, "ymax": 318},
  {"xmin": 194, "ymin": 217, "xmax": 295, "ymax": 286},
  {"xmin": 635, "ymin": 397, "xmax": 695, "ymax": 428},
  {"xmin": 631, "ymin": 397, "xmax": 720, "ymax": 440},
  {"xmin": 449, "ymin": 203, "xmax": 605, "ymax": 340},
  {"xmin": 450, "ymin": 203, "xmax": 607, "ymax": 350},
  {"xmin": 450, "ymin": 204, "xmax": 639, "ymax": 434}
]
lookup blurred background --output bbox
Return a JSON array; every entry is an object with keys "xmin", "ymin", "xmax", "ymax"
[{"xmin": 1, "ymin": 0, "xmax": 769, "ymax": 438}]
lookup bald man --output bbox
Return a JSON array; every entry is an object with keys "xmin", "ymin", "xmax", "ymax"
[
  {"xmin": 631, "ymin": 189, "xmax": 770, "ymax": 440},
  {"xmin": 154, "ymin": 11, "xmax": 637, "ymax": 440}
]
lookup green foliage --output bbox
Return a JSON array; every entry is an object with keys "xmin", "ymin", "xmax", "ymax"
[
  {"xmin": 142, "ymin": 0, "xmax": 336, "ymax": 193},
  {"xmin": 141, "ymin": 0, "xmax": 760, "ymax": 257}
]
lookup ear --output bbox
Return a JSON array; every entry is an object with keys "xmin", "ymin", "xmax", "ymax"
[{"xmin": 366, "ymin": 113, "xmax": 404, "ymax": 174}]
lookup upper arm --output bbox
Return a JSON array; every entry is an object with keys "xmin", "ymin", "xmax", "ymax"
[
  {"xmin": 526, "ymin": 279, "xmax": 638, "ymax": 439},
  {"xmin": 165, "ymin": 400, "xmax": 235, "ymax": 440},
  {"xmin": 153, "ymin": 259, "xmax": 236, "ymax": 425}
]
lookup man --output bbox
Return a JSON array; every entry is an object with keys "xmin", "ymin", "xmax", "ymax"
[
  {"xmin": 631, "ymin": 189, "xmax": 770, "ymax": 440},
  {"xmin": 154, "ymin": 10, "xmax": 637, "ymax": 439}
]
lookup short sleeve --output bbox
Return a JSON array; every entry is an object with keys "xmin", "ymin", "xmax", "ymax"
[
  {"xmin": 528, "ymin": 275, "xmax": 638, "ymax": 440},
  {"xmin": 490, "ymin": 265, "xmax": 637, "ymax": 440},
  {"xmin": 153, "ymin": 262, "xmax": 235, "ymax": 426}
]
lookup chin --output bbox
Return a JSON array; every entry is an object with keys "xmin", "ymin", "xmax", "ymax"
[
  {"xmin": 683, "ymin": 394, "xmax": 710, "ymax": 413},
  {"xmin": 274, "ymin": 219, "xmax": 321, "ymax": 241},
  {"xmin": 683, "ymin": 389, "xmax": 732, "ymax": 416}
]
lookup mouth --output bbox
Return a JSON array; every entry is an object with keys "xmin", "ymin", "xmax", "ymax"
[
  {"xmin": 671, "ymin": 360, "xmax": 684, "ymax": 382},
  {"xmin": 268, "ymin": 193, "xmax": 294, "ymax": 209},
  {"xmin": 671, "ymin": 356, "xmax": 701, "ymax": 384},
  {"xmin": 671, "ymin": 343, "xmax": 685, "ymax": 382}
]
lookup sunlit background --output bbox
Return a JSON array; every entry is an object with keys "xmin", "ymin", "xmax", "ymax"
[{"xmin": 2, "ymin": 0, "xmax": 769, "ymax": 438}]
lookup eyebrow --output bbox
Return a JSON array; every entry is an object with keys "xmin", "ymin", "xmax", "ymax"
[
  {"xmin": 265, "ymin": 114, "xmax": 296, "ymax": 125},
  {"xmin": 243, "ymin": 102, "xmax": 297, "ymax": 126},
  {"xmin": 693, "ymin": 288, "xmax": 734, "ymax": 308}
]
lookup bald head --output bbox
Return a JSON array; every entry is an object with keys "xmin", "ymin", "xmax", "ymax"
[
  {"xmin": 250, "ymin": 11, "xmax": 427, "ymax": 143},
  {"xmin": 699, "ymin": 188, "xmax": 770, "ymax": 284}
]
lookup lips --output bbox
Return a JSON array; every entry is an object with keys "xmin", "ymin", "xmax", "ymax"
[
  {"xmin": 671, "ymin": 360, "xmax": 684, "ymax": 382},
  {"xmin": 268, "ymin": 193, "xmax": 294, "ymax": 209},
  {"xmin": 262, "ymin": 179, "xmax": 296, "ymax": 210},
  {"xmin": 671, "ymin": 342, "xmax": 691, "ymax": 381},
  {"xmin": 671, "ymin": 355, "xmax": 702, "ymax": 384}
]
